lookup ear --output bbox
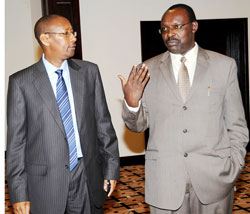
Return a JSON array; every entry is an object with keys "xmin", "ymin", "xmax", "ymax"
[
  {"xmin": 191, "ymin": 21, "xmax": 198, "ymax": 33},
  {"xmin": 40, "ymin": 33, "xmax": 50, "ymax": 47}
]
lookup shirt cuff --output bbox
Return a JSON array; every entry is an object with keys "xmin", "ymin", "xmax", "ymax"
[{"xmin": 124, "ymin": 99, "xmax": 141, "ymax": 112}]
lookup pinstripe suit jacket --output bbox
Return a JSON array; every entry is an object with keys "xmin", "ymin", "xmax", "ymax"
[
  {"xmin": 122, "ymin": 47, "xmax": 249, "ymax": 210},
  {"xmin": 7, "ymin": 58, "xmax": 120, "ymax": 213}
]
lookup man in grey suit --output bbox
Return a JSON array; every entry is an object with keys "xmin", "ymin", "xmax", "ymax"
[
  {"xmin": 119, "ymin": 4, "xmax": 249, "ymax": 214},
  {"xmin": 7, "ymin": 15, "xmax": 119, "ymax": 214}
]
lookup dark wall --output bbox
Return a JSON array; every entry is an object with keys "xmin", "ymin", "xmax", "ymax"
[{"xmin": 140, "ymin": 18, "xmax": 249, "ymax": 150}]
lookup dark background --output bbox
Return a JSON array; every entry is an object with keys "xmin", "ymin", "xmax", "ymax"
[{"xmin": 140, "ymin": 18, "xmax": 249, "ymax": 151}]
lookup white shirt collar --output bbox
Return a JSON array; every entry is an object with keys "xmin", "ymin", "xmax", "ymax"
[
  {"xmin": 170, "ymin": 42, "xmax": 198, "ymax": 62},
  {"xmin": 169, "ymin": 42, "xmax": 199, "ymax": 85},
  {"xmin": 42, "ymin": 54, "xmax": 68, "ymax": 77}
]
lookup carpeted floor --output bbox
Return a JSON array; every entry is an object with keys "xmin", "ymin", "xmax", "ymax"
[{"xmin": 5, "ymin": 153, "xmax": 250, "ymax": 213}]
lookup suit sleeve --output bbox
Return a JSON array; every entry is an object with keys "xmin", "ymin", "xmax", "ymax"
[
  {"xmin": 94, "ymin": 65, "xmax": 120, "ymax": 180},
  {"xmin": 224, "ymin": 59, "xmax": 249, "ymax": 171},
  {"xmin": 6, "ymin": 75, "xmax": 29, "ymax": 203},
  {"xmin": 122, "ymin": 94, "xmax": 149, "ymax": 133}
]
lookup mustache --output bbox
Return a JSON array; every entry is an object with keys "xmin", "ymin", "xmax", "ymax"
[{"xmin": 166, "ymin": 37, "xmax": 180, "ymax": 43}]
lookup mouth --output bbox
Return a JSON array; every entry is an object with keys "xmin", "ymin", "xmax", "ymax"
[
  {"xmin": 69, "ymin": 44, "xmax": 76, "ymax": 50},
  {"xmin": 166, "ymin": 38, "xmax": 180, "ymax": 46}
]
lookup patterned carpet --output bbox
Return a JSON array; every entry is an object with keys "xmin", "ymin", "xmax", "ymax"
[{"xmin": 5, "ymin": 153, "xmax": 250, "ymax": 213}]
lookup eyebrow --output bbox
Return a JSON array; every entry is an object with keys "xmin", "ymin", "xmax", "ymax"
[{"xmin": 161, "ymin": 22, "xmax": 183, "ymax": 26}]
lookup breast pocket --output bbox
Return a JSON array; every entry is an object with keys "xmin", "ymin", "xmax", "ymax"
[{"xmin": 208, "ymin": 88, "xmax": 224, "ymax": 112}]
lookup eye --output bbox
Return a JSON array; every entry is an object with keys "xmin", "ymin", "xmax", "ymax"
[
  {"xmin": 66, "ymin": 31, "xmax": 76, "ymax": 36},
  {"xmin": 162, "ymin": 27, "xmax": 169, "ymax": 32},
  {"xmin": 174, "ymin": 24, "xmax": 182, "ymax": 30},
  {"xmin": 66, "ymin": 32, "xmax": 74, "ymax": 36}
]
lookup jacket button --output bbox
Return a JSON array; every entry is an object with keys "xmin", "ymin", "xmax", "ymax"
[
  {"xmin": 184, "ymin": 153, "xmax": 188, "ymax": 157},
  {"xmin": 183, "ymin": 129, "xmax": 187, "ymax": 133},
  {"xmin": 183, "ymin": 106, "xmax": 187, "ymax": 110},
  {"xmin": 65, "ymin": 165, "xmax": 69, "ymax": 169}
]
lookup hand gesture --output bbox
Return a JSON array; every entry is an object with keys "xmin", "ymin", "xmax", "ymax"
[{"xmin": 118, "ymin": 64, "xmax": 150, "ymax": 107}]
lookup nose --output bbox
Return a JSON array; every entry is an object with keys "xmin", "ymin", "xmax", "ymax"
[
  {"xmin": 166, "ymin": 28, "xmax": 176, "ymax": 38},
  {"xmin": 71, "ymin": 33, "xmax": 77, "ymax": 42},
  {"xmin": 162, "ymin": 31, "xmax": 174, "ymax": 43}
]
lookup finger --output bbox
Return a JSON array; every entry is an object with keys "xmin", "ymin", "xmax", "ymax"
[
  {"xmin": 141, "ymin": 68, "xmax": 150, "ymax": 86},
  {"xmin": 128, "ymin": 65, "xmax": 138, "ymax": 80},
  {"xmin": 20, "ymin": 206, "xmax": 25, "ymax": 214},
  {"xmin": 142, "ymin": 73, "xmax": 150, "ymax": 87},
  {"xmin": 110, "ymin": 181, "xmax": 117, "ymax": 196},
  {"xmin": 103, "ymin": 180, "xmax": 108, "ymax": 191},
  {"xmin": 135, "ymin": 64, "xmax": 149, "ymax": 83},
  {"xmin": 13, "ymin": 206, "xmax": 18, "ymax": 214},
  {"xmin": 16, "ymin": 207, "xmax": 24, "ymax": 214},
  {"xmin": 25, "ymin": 202, "xmax": 30, "ymax": 214},
  {"xmin": 134, "ymin": 64, "xmax": 145, "ymax": 81},
  {"xmin": 13, "ymin": 203, "xmax": 24, "ymax": 214},
  {"xmin": 118, "ymin": 75, "xmax": 126, "ymax": 87},
  {"xmin": 108, "ymin": 180, "xmax": 117, "ymax": 197},
  {"xmin": 14, "ymin": 201, "xmax": 30, "ymax": 214},
  {"xmin": 138, "ymin": 65, "xmax": 149, "ymax": 83}
]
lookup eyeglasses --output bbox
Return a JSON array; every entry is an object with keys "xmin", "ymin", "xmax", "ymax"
[
  {"xmin": 44, "ymin": 31, "xmax": 77, "ymax": 37},
  {"xmin": 158, "ymin": 22, "xmax": 191, "ymax": 34}
]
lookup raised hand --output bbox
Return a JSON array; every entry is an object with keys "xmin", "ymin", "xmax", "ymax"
[{"xmin": 118, "ymin": 64, "xmax": 150, "ymax": 107}]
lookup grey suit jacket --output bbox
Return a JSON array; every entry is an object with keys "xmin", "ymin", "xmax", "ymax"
[
  {"xmin": 7, "ymin": 58, "xmax": 120, "ymax": 213},
  {"xmin": 122, "ymin": 47, "xmax": 249, "ymax": 210}
]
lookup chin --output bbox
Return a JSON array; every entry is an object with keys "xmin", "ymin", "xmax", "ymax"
[
  {"xmin": 166, "ymin": 46, "xmax": 180, "ymax": 54},
  {"xmin": 168, "ymin": 49, "xmax": 181, "ymax": 54},
  {"xmin": 67, "ymin": 52, "xmax": 75, "ymax": 59}
]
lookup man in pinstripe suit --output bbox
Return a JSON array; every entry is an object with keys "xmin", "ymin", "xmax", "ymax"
[{"xmin": 7, "ymin": 15, "xmax": 119, "ymax": 214}]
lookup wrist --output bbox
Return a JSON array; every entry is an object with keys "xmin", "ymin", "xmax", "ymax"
[{"xmin": 125, "ymin": 97, "xmax": 139, "ymax": 107}]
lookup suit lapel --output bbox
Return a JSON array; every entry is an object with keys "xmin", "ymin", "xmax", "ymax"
[
  {"xmin": 32, "ymin": 59, "xmax": 65, "ymax": 135},
  {"xmin": 159, "ymin": 48, "xmax": 210, "ymax": 103},
  {"xmin": 159, "ymin": 51, "xmax": 183, "ymax": 103},
  {"xmin": 186, "ymin": 47, "xmax": 209, "ymax": 101},
  {"xmin": 68, "ymin": 59, "xmax": 85, "ymax": 132}
]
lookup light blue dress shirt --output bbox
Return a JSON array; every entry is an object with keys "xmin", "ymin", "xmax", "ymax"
[{"xmin": 42, "ymin": 54, "xmax": 83, "ymax": 158}]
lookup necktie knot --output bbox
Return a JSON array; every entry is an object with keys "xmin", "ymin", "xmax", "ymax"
[
  {"xmin": 56, "ymin": 69, "xmax": 63, "ymax": 77},
  {"xmin": 181, "ymin": 56, "xmax": 186, "ymax": 63}
]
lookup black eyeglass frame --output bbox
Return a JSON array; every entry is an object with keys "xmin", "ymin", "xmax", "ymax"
[{"xmin": 44, "ymin": 31, "xmax": 77, "ymax": 37}]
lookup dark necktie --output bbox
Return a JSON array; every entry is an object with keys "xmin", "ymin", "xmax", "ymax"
[
  {"xmin": 178, "ymin": 56, "xmax": 190, "ymax": 102},
  {"xmin": 55, "ymin": 69, "xmax": 78, "ymax": 171}
]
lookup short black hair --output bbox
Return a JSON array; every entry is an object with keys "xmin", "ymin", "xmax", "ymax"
[
  {"xmin": 166, "ymin": 4, "xmax": 197, "ymax": 22},
  {"xmin": 34, "ymin": 14, "xmax": 65, "ymax": 44}
]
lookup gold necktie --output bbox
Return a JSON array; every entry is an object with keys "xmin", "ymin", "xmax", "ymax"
[{"xmin": 178, "ymin": 56, "xmax": 190, "ymax": 102}]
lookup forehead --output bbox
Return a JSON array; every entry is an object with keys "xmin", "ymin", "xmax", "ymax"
[
  {"xmin": 46, "ymin": 17, "xmax": 72, "ymax": 31},
  {"xmin": 161, "ymin": 8, "xmax": 189, "ymax": 25}
]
